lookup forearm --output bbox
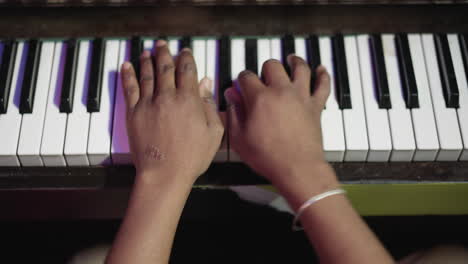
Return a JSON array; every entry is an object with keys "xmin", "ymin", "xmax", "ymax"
[
  {"xmin": 274, "ymin": 162, "xmax": 394, "ymax": 264},
  {"xmin": 106, "ymin": 170, "xmax": 193, "ymax": 264}
]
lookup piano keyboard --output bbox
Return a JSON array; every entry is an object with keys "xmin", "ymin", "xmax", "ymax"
[{"xmin": 0, "ymin": 33, "xmax": 467, "ymax": 167}]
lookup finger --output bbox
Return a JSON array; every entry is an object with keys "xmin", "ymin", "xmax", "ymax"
[
  {"xmin": 237, "ymin": 70, "xmax": 264, "ymax": 107},
  {"xmin": 154, "ymin": 40, "xmax": 176, "ymax": 95},
  {"xmin": 121, "ymin": 62, "xmax": 140, "ymax": 111},
  {"xmin": 224, "ymin": 87, "xmax": 245, "ymax": 126},
  {"xmin": 288, "ymin": 55, "xmax": 311, "ymax": 97},
  {"xmin": 224, "ymin": 88, "xmax": 242, "ymax": 139},
  {"xmin": 312, "ymin": 65, "xmax": 331, "ymax": 109},
  {"xmin": 199, "ymin": 78, "xmax": 222, "ymax": 128},
  {"xmin": 261, "ymin": 59, "xmax": 290, "ymax": 88},
  {"xmin": 176, "ymin": 48, "xmax": 198, "ymax": 95},
  {"xmin": 139, "ymin": 50, "xmax": 154, "ymax": 99}
]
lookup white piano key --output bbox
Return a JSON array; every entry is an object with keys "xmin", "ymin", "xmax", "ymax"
[
  {"xmin": 257, "ymin": 38, "xmax": 271, "ymax": 75},
  {"xmin": 229, "ymin": 38, "xmax": 245, "ymax": 162},
  {"xmin": 87, "ymin": 39, "xmax": 120, "ymax": 165},
  {"xmin": 357, "ymin": 35, "xmax": 392, "ymax": 162},
  {"xmin": 17, "ymin": 41, "xmax": 55, "ymax": 166},
  {"xmin": 298, "ymin": 37, "xmax": 348, "ymax": 158},
  {"xmin": 270, "ymin": 37, "xmax": 281, "ymax": 61},
  {"xmin": 231, "ymin": 38, "xmax": 245, "ymax": 81},
  {"xmin": 206, "ymin": 38, "xmax": 217, "ymax": 97},
  {"xmin": 294, "ymin": 37, "xmax": 307, "ymax": 60},
  {"xmin": 206, "ymin": 37, "xmax": 228, "ymax": 162},
  {"xmin": 342, "ymin": 36, "xmax": 369, "ymax": 161},
  {"xmin": 111, "ymin": 40, "xmax": 132, "ymax": 165},
  {"xmin": 192, "ymin": 38, "xmax": 206, "ymax": 82},
  {"xmin": 64, "ymin": 40, "xmax": 92, "ymax": 166},
  {"xmin": 382, "ymin": 34, "xmax": 416, "ymax": 161},
  {"xmin": 422, "ymin": 34, "xmax": 463, "ymax": 161},
  {"xmin": 0, "ymin": 41, "xmax": 25, "ymax": 166},
  {"xmin": 408, "ymin": 34, "xmax": 440, "ymax": 161},
  {"xmin": 169, "ymin": 38, "xmax": 179, "ymax": 56},
  {"xmin": 40, "ymin": 41, "xmax": 68, "ymax": 166},
  {"xmin": 294, "ymin": 37, "xmax": 306, "ymax": 59},
  {"xmin": 319, "ymin": 36, "xmax": 345, "ymax": 162},
  {"xmin": 143, "ymin": 39, "xmax": 154, "ymax": 52},
  {"xmin": 448, "ymin": 34, "xmax": 468, "ymax": 160}
]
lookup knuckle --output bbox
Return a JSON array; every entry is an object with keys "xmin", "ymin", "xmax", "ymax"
[
  {"xmin": 156, "ymin": 63, "xmax": 175, "ymax": 75},
  {"xmin": 203, "ymin": 96, "xmax": 216, "ymax": 105},
  {"xmin": 157, "ymin": 85, "xmax": 176, "ymax": 97},
  {"xmin": 125, "ymin": 85, "xmax": 138, "ymax": 96},
  {"xmin": 122, "ymin": 71, "xmax": 134, "ymax": 81},
  {"xmin": 177, "ymin": 62, "xmax": 196, "ymax": 74},
  {"xmin": 175, "ymin": 91, "xmax": 193, "ymax": 101},
  {"xmin": 140, "ymin": 74, "xmax": 153, "ymax": 83},
  {"xmin": 154, "ymin": 94, "xmax": 174, "ymax": 106},
  {"xmin": 251, "ymin": 90, "xmax": 269, "ymax": 106}
]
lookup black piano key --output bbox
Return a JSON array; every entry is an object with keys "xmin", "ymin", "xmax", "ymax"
[
  {"xmin": 179, "ymin": 36, "xmax": 192, "ymax": 51},
  {"xmin": 370, "ymin": 34, "xmax": 392, "ymax": 109},
  {"xmin": 395, "ymin": 34, "xmax": 419, "ymax": 108},
  {"xmin": 218, "ymin": 36, "xmax": 231, "ymax": 111},
  {"xmin": 281, "ymin": 35, "xmax": 295, "ymax": 77},
  {"xmin": 458, "ymin": 34, "xmax": 468, "ymax": 90},
  {"xmin": 306, "ymin": 35, "xmax": 320, "ymax": 94},
  {"xmin": 331, "ymin": 34, "xmax": 352, "ymax": 109},
  {"xmin": 0, "ymin": 40, "xmax": 17, "ymax": 114},
  {"xmin": 245, "ymin": 38, "xmax": 258, "ymax": 74},
  {"xmin": 59, "ymin": 39, "xmax": 80, "ymax": 113},
  {"xmin": 434, "ymin": 34, "xmax": 459, "ymax": 108},
  {"xmin": 20, "ymin": 39, "xmax": 42, "ymax": 114},
  {"xmin": 130, "ymin": 36, "xmax": 143, "ymax": 80},
  {"xmin": 87, "ymin": 38, "xmax": 106, "ymax": 113}
]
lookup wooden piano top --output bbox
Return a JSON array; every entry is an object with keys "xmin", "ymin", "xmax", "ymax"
[
  {"xmin": 1, "ymin": 0, "xmax": 467, "ymax": 7},
  {"xmin": 0, "ymin": 5, "xmax": 467, "ymax": 39}
]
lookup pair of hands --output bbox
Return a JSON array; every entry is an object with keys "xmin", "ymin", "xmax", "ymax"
[{"xmin": 121, "ymin": 40, "xmax": 333, "ymax": 187}]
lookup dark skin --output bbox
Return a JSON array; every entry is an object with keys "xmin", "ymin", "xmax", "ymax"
[{"xmin": 105, "ymin": 40, "xmax": 394, "ymax": 264}]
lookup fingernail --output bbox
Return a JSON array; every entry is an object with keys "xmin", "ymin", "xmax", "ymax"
[
  {"xmin": 287, "ymin": 54, "xmax": 296, "ymax": 66},
  {"xmin": 122, "ymin": 61, "xmax": 131, "ymax": 70},
  {"xmin": 156, "ymin": 40, "xmax": 167, "ymax": 47},
  {"xmin": 317, "ymin": 65, "xmax": 328, "ymax": 76},
  {"xmin": 180, "ymin": 47, "xmax": 192, "ymax": 53},
  {"xmin": 141, "ymin": 50, "xmax": 151, "ymax": 58}
]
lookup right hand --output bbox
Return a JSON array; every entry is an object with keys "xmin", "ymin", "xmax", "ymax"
[{"xmin": 224, "ymin": 57, "xmax": 336, "ymax": 189}]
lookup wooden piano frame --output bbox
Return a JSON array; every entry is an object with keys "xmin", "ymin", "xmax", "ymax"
[{"xmin": 0, "ymin": 4, "xmax": 467, "ymax": 219}]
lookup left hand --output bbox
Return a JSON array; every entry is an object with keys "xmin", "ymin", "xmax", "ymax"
[{"xmin": 120, "ymin": 40, "xmax": 224, "ymax": 183}]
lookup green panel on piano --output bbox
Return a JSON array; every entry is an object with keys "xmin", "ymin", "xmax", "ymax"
[{"xmin": 261, "ymin": 183, "xmax": 468, "ymax": 216}]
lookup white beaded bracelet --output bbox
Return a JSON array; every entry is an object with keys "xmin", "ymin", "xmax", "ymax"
[{"xmin": 292, "ymin": 188, "xmax": 346, "ymax": 231}]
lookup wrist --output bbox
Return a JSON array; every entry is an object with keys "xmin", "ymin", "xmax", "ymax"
[
  {"xmin": 272, "ymin": 161, "xmax": 340, "ymax": 212},
  {"xmin": 135, "ymin": 168, "xmax": 196, "ymax": 190}
]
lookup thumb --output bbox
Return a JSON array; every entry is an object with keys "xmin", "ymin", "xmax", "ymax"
[{"xmin": 199, "ymin": 78, "xmax": 222, "ymax": 128}]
